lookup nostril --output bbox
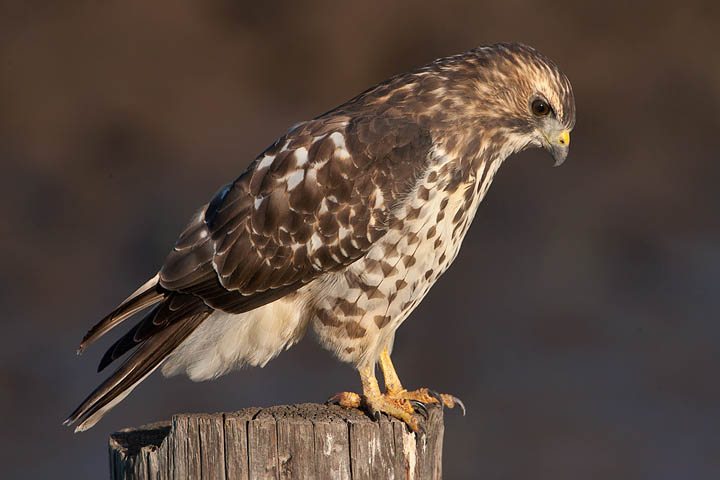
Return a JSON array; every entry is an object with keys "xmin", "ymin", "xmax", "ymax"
[{"xmin": 557, "ymin": 131, "xmax": 570, "ymax": 146}]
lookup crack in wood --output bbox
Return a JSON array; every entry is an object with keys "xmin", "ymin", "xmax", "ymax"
[{"xmin": 109, "ymin": 403, "xmax": 444, "ymax": 479}]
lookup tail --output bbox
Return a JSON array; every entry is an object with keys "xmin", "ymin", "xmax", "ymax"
[
  {"xmin": 65, "ymin": 276, "xmax": 212, "ymax": 432},
  {"xmin": 77, "ymin": 275, "xmax": 164, "ymax": 354}
]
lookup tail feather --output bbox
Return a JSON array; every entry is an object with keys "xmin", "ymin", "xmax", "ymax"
[
  {"xmin": 64, "ymin": 308, "xmax": 210, "ymax": 432},
  {"xmin": 77, "ymin": 275, "xmax": 163, "ymax": 354},
  {"xmin": 97, "ymin": 295, "xmax": 203, "ymax": 372}
]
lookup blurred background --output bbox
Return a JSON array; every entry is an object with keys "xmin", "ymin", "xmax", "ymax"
[{"xmin": 1, "ymin": 0, "xmax": 719, "ymax": 478}]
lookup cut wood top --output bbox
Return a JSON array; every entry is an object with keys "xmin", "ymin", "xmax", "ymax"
[{"xmin": 109, "ymin": 403, "xmax": 445, "ymax": 480}]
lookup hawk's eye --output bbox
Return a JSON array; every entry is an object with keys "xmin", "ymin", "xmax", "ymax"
[{"xmin": 531, "ymin": 99, "xmax": 551, "ymax": 117}]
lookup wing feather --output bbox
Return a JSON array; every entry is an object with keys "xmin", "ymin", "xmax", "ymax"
[
  {"xmin": 66, "ymin": 112, "xmax": 433, "ymax": 431},
  {"xmin": 158, "ymin": 115, "xmax": 433, "ymax": 312}
]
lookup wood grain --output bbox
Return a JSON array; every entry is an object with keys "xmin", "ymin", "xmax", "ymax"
[{"xmin": 109, "ymin": 403, "xmax": 445, "ymax": 479}]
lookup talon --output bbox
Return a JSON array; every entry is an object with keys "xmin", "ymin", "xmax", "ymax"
[
  {"xmin": 409, "ymin": 399, "xmax": 428, "ymax": 418},
  {"xmin": 374, "ymin": 410, "xmax": 382, "ymax": 422},
  {"xmin": 452, "ymin": 396, "xmax": 467, "ymax": 416}
]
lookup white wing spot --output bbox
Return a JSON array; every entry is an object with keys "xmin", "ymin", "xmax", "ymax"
[
  {"xmin": 257, "ymin": 155, "xmax": 274, "ymax": 170},
  {"xmin": 309, "ymin": 232, "xmax": 323, "ymax": 253},
  {"xmin": 286, "ymin": 170, "xmax": 304, "ymax": 190},
  {"xmin": 330, "ymin": 132, "xmax": 350, "ymax": 160},
  {"xmin": 295, "ymin": 147, "xmax": 309, "ymax": 167},
  {"xmin": 254, "ymin": 196, "xmax": 266, "ymax": 209},
  {"xmin": 373, "ymin": 189, "xmax": 384, "ymax": 209},
  {"xmin": 330, "ymin": 132, "xmax": 346, "ymax": 149}
]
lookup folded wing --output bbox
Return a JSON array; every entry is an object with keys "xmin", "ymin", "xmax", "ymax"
[{"xmin": 65, "ymin": 113, "xmax": 433, "ymax": 431}]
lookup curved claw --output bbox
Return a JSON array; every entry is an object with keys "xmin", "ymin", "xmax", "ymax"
[
  {"xmin": 426, "ymin": 389, "xmax": 466, "ymax": 415},
  {"xmin": 452, "ymin": 396, "xmax": 467, "ymax": 416},
  {"xmin": 409, "ymin": 399, "xmax": 428, "ymax": 419}
]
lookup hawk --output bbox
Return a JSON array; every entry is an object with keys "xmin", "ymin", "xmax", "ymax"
[{"xmin": 65, "ymin": 42, "xmax": 575, "ymax": 433}]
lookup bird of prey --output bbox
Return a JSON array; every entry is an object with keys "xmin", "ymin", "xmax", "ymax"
[{"xmin": 65, "ymin": 42, "xmax": 575, "ymax": 433}]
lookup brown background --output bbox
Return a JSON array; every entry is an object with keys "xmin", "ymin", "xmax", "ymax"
[{"xmin": 2, "ymin": 1, "xmax": 719, "ymax": 478}]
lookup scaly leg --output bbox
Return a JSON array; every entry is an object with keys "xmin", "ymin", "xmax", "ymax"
[
  {"xmin": 329, "ymin": 362, "xmax": 424, "ymax": 432},
  {"xmin": 330, "ymin": 349, "xmax": 465, "ymax": 433}
]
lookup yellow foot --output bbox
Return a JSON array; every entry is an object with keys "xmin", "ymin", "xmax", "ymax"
[
  {"xmin": 329, "ymin": 390, "xmax": 425, "ymax": 433},
  {"xmin": 328, "ymin": 388, "xmax": 465, "ymax": 434}
]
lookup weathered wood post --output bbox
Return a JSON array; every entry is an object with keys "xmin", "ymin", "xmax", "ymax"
[{"xmin": 109, "ymin": 403, "xmax": 445, "ymax": 479}]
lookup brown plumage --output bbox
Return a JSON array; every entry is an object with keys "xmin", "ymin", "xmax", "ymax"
[{"xmin": 65, "ymin": 42, "xmax": 575, "ymax": 432}]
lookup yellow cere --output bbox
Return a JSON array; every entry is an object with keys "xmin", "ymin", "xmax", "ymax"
[{"xmin": 558, "ymin": 130, "xmax": 570, "ymax": 146}]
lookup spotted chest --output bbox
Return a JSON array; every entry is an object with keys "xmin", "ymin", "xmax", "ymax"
[{"xmin": 309, "ymin": 151, "xmax": 503, "ymax": 366}]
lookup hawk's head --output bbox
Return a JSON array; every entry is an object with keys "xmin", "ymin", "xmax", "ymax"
[
  {"xmin": 356, "ymin": 42, "xmax": 576, "ymax": 167},
  {"xmin": 465, "ymin": 42, "xmax": 576, "ymax": 166}
]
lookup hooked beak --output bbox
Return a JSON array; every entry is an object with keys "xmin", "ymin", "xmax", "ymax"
[{"xmin": 540, "ymin": 129, "xmax": 571, "ymax": 166}]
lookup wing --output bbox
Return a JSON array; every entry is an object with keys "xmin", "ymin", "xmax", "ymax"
[
  {"xmin": 159, "ymin": 113, "xmax": 433, "ymax": 313},
  {"xmin": 65, "ymin": 113, "xmax": 433, "ymax": 432},
  {"xmin": 81, "ymin": 114, "xmax": 434, "ymax": 362}
]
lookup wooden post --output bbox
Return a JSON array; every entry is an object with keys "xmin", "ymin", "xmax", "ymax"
[{"xmin": 109, "ymin": 402, "xmax": 444, "ymax": 479}]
